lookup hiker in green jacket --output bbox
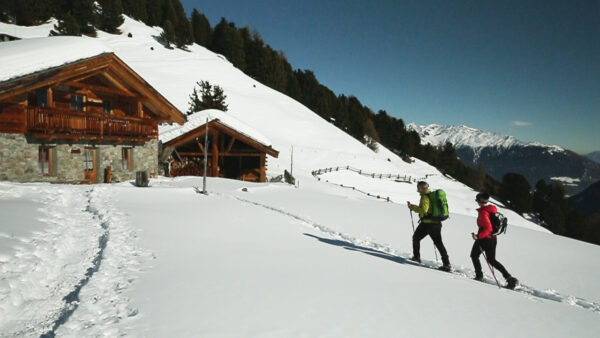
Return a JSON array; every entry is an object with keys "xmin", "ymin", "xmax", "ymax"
[{"xmin": 407, "ymin": 181, "xmax": 451, "ymax": 271}]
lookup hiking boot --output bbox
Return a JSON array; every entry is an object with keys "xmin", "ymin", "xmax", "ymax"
[
  {"xmin": 474, "ymin": 272, "xmax": 484, "ymax": 281},
  {"xmin": 506, "ymin": 276, "xmax": 519, "ymax": 289},
  {"xmin": 438, "ymin": 264, "xmax": 452, "ymax": 272},
  {"xmin": 410, "ymin": 256, "xmax": 421, "ymax": 263}
]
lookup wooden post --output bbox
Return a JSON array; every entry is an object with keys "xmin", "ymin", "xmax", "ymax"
[
  {"xmin": 211, "ymin": 130, "xmax": 219, "ymax": 177},
  {"xmin": 137, "ymin": 101, "xmax": 144, "ymax": 118},
  {"xmin": 47, "ymin": 88, "xmax": 53, "ymax": 107},
  {"xmin": 260, "ymin": 153, "xmax": 266, "ymax": 182}
]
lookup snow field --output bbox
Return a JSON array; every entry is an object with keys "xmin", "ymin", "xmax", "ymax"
[{"xmin": 103, "ymin": 177, "xmax": 600, "ymax": 337}]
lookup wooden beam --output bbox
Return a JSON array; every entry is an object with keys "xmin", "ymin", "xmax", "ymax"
[
  {"xmin": 0, "ymin": 65, "xmax": 110, "ymax": 102},
  {"xmin": 165, "ymin": 126, "xmax": 208, "ymax": 148},
  {"xmin": 226, "ymin": 136, "xmax": 236, "ymax": 152},
  {"xmin": 65, "ymin": 81, "xmax": 138, "ymax": 98},
  {"xmin": 210, "ymin": 122, "xmax": 279, "ymax": 158},
  {"xmin": 101, "ymin": 70, "xmax": 134, "ymax": 93},
  {"xmin": 195, "ymin": 137, "xmax": 205, "ymax": 154},
  {"xmin": 29, "ymin": 132, "xmax": 154, "ymax": 143}
]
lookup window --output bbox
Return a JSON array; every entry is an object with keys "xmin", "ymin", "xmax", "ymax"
[
  {"xmin": 84, "ymin": 148, "xmax": 95, "ymax": 170},
  {"xmin": 103, "ymin": 100, "xmax": 112, "ymax": 114},
  {"xmin": 71, "ymin": 95, "xmax": 84, "ymax": 111},
  {"xmin": 39, "ymin": 146, "xmax": 54, "ymax": 176},
  {"xmin": 122, "ymin": 147, "xmax": 132, "ymax": 171},
  {"xmin": 36, "ymin": 90, "xmax": 48, "ymax": 107}
]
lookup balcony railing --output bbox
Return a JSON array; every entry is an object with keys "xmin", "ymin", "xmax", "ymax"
[{"xmin": 27, "ymin": 106, "xmax": 157, "ymax": 141}]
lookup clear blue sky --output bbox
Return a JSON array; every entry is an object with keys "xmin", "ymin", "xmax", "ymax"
[{"xmin": 181, "ymin": 0, "xmax": 600, "ymax": 154}]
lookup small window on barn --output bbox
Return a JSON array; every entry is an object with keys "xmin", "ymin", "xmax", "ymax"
[
  {"xmin": 122, "ymin": 147, "xmax": 133, "ymax": 171},
  {"xmin": 39, "ymin": 146, "xmax": 55, "ymax": 176},
  {"xmin": 71, "ymin": 94, "xmax": 84, "ymax": 111},
  {"xmin": 103, "ymin": 100, "xmax": 112, "ymax": 114},
  {"xmin": 36, "ymin": 90, "xmax": 48, "ymax": 107}
]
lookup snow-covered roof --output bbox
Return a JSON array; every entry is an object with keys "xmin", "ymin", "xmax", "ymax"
[
  {"xmin": 0, "ymin": 36, "xmax": 113, "ymax": 83},
  {"xmin": 159, "ymin": 109, "xmax": 273, "ymax": 148}
]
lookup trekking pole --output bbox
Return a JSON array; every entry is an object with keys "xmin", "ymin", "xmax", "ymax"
[{"xmin": 480, "ymin": 246, "xmax": 501, "ymax": 288}]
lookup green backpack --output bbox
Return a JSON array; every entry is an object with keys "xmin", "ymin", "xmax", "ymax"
[{"xmin": 427, "ymin": 190, "xmax": 449, "ymax": 221}]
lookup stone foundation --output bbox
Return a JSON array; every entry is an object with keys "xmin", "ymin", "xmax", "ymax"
[{"xmin": 0, "ymin": 133, "xmax": 158, "ymax": 183}]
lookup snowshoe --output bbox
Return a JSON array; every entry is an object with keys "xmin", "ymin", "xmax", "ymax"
[
  {"xmin": 438, "ymin": 264, "xmax": 452, "ymax": 272},
  {"xmin": 409, "ymin": 256, "xmax": 421, "ymax": 264},
  {"xmin": 506, "ymin": 276, "xmax": 519, "ymax": 290}
]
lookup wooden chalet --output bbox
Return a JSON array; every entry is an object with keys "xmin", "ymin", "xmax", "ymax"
[
  {"xmin": 0, "ymin": 37, "xmax": 186, "ymax": 183},
  {"xmin": 161, "ymin": 111, "xmax": 279, "ymax": 182}
]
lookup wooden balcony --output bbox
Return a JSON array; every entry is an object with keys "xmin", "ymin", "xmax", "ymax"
[{"xmin": 27, "ymin": 106, "xmax": 157, "ymax": 142}]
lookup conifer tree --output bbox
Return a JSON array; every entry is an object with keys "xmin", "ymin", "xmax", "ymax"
[
  {"xmin": 212, "ymin": 18, "xmax": 246, "ymax": 70},
  {"xmin": 123, "ymin": 0, "xmax": 148, "ymax": 22},
  {"xmin": 161, "ymin": 19, "xmax": 175, "ymax": 47},
  {"xmin": 71, "ymin": 0, "xmax": 97, "ymax": 35},
  {"xmin": 363, "ymin": 118, "xmax": 380, "ymax": 151},
  {"xmin": 475, "ymin": 162, "xmax": 487, "ymax": 191},
  {"xmin": 191, "ymin": 9, "xmax": 211, "ymax": 47},
  {"xmin": 162, "ymin": 0, "xmax": 177, "ymax": 26},
  {"xmin": 499, "ymin": 173, "xmax": 533, "ymax": 214},
  {"xmin": 172, "ymin": 0, "xmax": 192, "ymax": 47},
  {"xmin": 97, "ymin": 0, "xmax": 124, "ymax": 34},
  {"xmin": 2, "ymin": 0, "xmax": 53, "ymax": 26},
  {"xmin": 187, "ymin": 81, "xmax": 228, "ymax": 114},
  {"xmin": 50, "ymin": 12, "xmax": 81, "ymax": 36},
  {"xmin": 145, "ymin": 0, "xmax": 163, "ymax": 26},
  {"xmin": 0, "ymin": 2, "xmax": 10, "ymax": 23}
]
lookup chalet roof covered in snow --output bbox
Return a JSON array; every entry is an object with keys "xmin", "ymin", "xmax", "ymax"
[
  {"xmin": 159, "ymin": 109, "xmax": 274, "ymax": 149},
  {"xmin": 0, "ymin": 36, "xmax": 112, "ymax": 83}
]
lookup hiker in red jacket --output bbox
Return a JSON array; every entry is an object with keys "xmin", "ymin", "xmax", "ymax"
[{"xmin": 471, "ymin": 192, "xmax": 518, "ymax": 289}]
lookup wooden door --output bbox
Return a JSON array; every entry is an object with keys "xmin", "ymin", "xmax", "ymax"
[{"xmin": 84, "ymin": 148, "xmax": 97, "ymax": 183}]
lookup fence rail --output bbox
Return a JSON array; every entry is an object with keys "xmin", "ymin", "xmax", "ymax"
[{"xmin": 311, "ymin": 165, "xmax": 434, "ymax": 204}]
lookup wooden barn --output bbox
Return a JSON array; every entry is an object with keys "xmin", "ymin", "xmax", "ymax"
[
  {"xmin": 160, "ymin": 110, "xmax": 279, "ymax": 182},
  {"xmin": 0, "ymin": 37, "xmax": 186, "ymax": 183}
]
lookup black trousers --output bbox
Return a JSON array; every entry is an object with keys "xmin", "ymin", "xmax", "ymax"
[
  {"xmin": 412, "ymin": 222, "xmax": 450, "ymax": 265},
  {"xmin": 470, "ymin": 238, "xmax": 511, "ymax": 279}
]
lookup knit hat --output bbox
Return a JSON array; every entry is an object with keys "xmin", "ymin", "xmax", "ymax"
[{"xmin": 475, "ymin": 192, "xmax": 489, "ymax": 203}]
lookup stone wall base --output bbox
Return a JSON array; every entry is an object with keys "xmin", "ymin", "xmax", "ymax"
[{"xmin": 0, "ymin": 133, "xmax": 158, "ymax": 183}]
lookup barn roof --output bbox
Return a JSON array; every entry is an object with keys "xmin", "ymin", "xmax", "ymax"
[{"xmin": 159, "ymin": 109, "xmax": 278, "ymax": 158}]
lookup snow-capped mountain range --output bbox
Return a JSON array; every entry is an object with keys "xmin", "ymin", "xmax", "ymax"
[
  {"xmin": 408, "ymin": 123, "xmax": 600, "ymax": 195},
  {"xmin": 408, "ymin": 123, "xmax": 565, "ymax": 159}
]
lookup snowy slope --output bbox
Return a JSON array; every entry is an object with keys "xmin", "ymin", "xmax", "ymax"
[{"xmin": 1, "ymin": 17, "xmax": 599, "ymax": 337}]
